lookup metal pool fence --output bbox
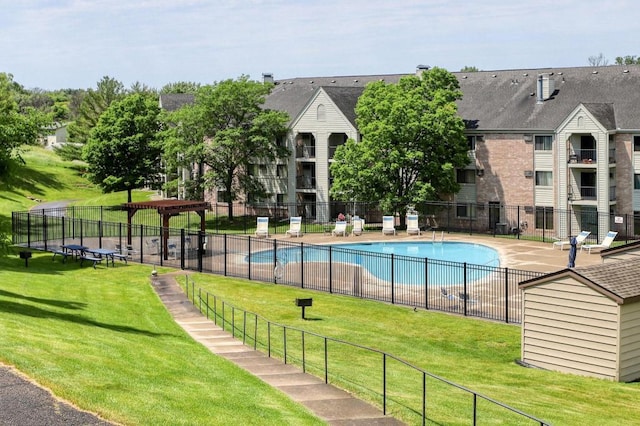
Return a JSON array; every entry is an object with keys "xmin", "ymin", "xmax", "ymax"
[
  {"xmin": 184, "ymin": 278, "xmax": 550, "ymax": 425},
  {"xmin": 12, "ymin": 209, "xmax": 544, "ymax": 324}
]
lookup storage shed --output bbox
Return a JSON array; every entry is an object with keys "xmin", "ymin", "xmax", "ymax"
[{"xmin": 519, "ymin": 259, "xmax": 640, "ymax": 381}]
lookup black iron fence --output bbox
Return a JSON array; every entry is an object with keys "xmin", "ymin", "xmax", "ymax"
[
  {"xmin": 184, "ymin": 278, "xmax": 549, "ymax": 425},
  {"xmin": 13, "ymin": 209, "xmax": 545, "ymax": 324},
  {"xmin": 24, "ymin": 202, "xmax": 640, "ymax": 244}
]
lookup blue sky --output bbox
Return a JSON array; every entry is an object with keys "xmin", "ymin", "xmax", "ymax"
[{"xmin": 1, "ymin": 0, "xmax": 638, "ymax": 90}]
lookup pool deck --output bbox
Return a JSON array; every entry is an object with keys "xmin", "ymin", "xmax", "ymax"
[{"xmin": 269, "ymin": 230, "xmax": 603, "ymax": 274}]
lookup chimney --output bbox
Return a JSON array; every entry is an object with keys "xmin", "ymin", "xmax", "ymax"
[
  {"xmin": 536, "ymin": 73, "xmax": 555, "ymax": 103},
  {"xmin": 416, "ymin": 64, "xmax": 430, "ymax": 76},
  {"xmin": 262, "ymin": 73, "xmax": 274, "ymax": 84}
]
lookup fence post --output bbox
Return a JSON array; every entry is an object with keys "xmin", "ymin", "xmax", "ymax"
[
  {"xmin": 463, "ymin": 262, "xmax": 468, "ymax": 316},
  {"xmin": 505, "ymin": 268, "xmax": 510, "ymax": 324},
  {"xmin": 424, "ymin": 258, "xmax": 429, "ymax": 310},
  {"xmin": 180, "ymin": 228, "xmax": 185, "ymax": 270},
  {"xmin": 391, "ymin": 254, "xmax": 395, "ymax": 304},
  {"xmin": 300, "ymin": 242, "xmax": 305, "ymax": 289},
  {"xmin": 383, "ymin": 353, "xmax": 387, "ymax": 415},
  {"xmin": 224, "ymin": 234, "xmax": 228, "ymax": 276},
  {"xmin": 329, "ymin": 247, "xmax": 333, "ymax": 294}
]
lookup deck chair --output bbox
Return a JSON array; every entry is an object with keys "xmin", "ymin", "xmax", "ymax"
[
  {"xmin": 351, "ymin": 217, "xmax": 364, "ymax": 236},
  {"xmin": 382, "ymin": 216, "xmax": 396, "ymax": 235},
  {"xmin": 255, "ymin": 217, "xmax": 269, "ymax": 238},
  {"xmin": 426, "ymin": 215, "xmax": 439, "ymax": 230},
  {"xmin": 458, "ymin": 292, "xmax": 478, "ymax": 304},
  {"xmin": 406, "ymin": 214, "xmax": 421, "ymax": 236},
  {"xmin": 440, "ymin": 287, "xmax": 457, "ymax": 301},
  {"xmin": 581, "ymin": 231, "xmax": 617, "ymax": 254},
  {"xmin": 285, "ymin": 216, "xmax": 303, "ymax": 237},
  {"xmin": 552, "ymin": 230, "xmax": 590, "ymax": 250},
  {"xmin": 332, "ymin": 221, "xmax": 347, "ymax": 237}
]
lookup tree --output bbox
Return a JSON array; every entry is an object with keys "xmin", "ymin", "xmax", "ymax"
[
  {"xmin": 161, "ymin": 76, "xmax": 289, "ymax": 220},
  {"xmin": 615, "ymin": 55, "xmax": 640, "ymax": 65},
  {"xmin": 460, "ymin": 65, "xmax": 479, "ymax": 72},
  {"xmin": 588, "ymin": 53, "xmax": 608, "ymax": 66},
  {"xmin": 161, "ymin": 81, "xmax": 200, "ymax": 94},
  {"xmin": 330, "ymin": 67, "xmax": 469, "ymax": 220},
  {"xmin": 63, "ymin": 76, "xmax": 125, "ymax": 161},
  {"xmin": 0, "ymin": 73, "xmax": 49, "ymax": 181},
  {"xmin": 83, "ymin": 93, "xmax": 162, "ymax": 203}
]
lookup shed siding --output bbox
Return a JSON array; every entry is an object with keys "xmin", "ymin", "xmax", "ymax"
[
  {"xmin": 619, "ymin": 303, "xmax": 640, "ymax": 381},
  {"xmin": 522, "ymin": 277, "xmax": 619, "ymax": 380}
]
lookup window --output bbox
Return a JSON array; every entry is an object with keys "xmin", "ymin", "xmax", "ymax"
[
  {"xmin": 535, "ymin": 206, "xmax": 554, "ymax": 230},
  {"xmin": 534, "ymin": 135, "xmax": 553, "ymax": 151},
  {"xmin": 635, "ymin": 174, "xmax": 640, "ymax": 190},
  {"xmin": 456, "ymin": 169, "xmax": 476, "ymax": 184},
  {"xmin": 276, "ymin": 165, "xmax": 287, "ymax": 178},
  {"xmin": 276, "ymin": 194, "xmax": 286, "ymax": 204},
  {"xmin": 535, "ymin": 171, "xmax": 552, "ymax": 186},
  {"xmin": 634, "ymin": 136, "xmax": 640, "ymax": 152},
  {"xmin": 456, "ymin": 203, "xmax": 476, "ymax": 219},
  {"xmin": 317, "ymin": 104, "xmax": 326, "ymax": 121},
  {"xmin": 466, "ymin": 135, "xmax": 476, "ymax": 151}
]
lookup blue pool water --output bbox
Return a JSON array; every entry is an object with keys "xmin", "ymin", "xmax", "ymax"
[{"xmin": 248, "ymin": 242, "xmax": 500, "ymax": 286}]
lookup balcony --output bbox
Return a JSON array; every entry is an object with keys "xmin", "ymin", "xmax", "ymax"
[
  {"xmin": 568, "ymin": 149, "xmax": 597, "ymax": 164},
  {"xmin": 296, "ymin": 175, "xmax": 316, "ymax": 189},
  {"xmin": 296, "ymin": 145, "xmax": 315, "ymax": 159}
]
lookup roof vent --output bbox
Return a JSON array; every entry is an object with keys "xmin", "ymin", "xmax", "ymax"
[
  {"xmin": 262, "ymin": 73, "xmax": 274, "ymax": 84},
  {"xmin": 623, "ymin": 69, "xmax": 630, "ymax": 73},
  {"xmin": 416, "ymin": 64, "xmax": 430, "ymax": 75}
]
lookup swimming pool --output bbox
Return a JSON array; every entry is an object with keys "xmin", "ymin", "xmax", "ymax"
[{"xmin": 248, "ymin": 241, "xmax": 500, "ymax": 286}]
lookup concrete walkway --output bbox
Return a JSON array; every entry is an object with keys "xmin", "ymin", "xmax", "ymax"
[{"xmin": 152, "ymin": 272, "xmax": 404, "ymax": 426}]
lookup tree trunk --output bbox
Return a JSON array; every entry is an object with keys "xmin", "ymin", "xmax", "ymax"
[
  {"xmin": 127, "ymin": 188, "xmax": 132, "ymax": 203},
  {"xmin": 227, "ymin": 199, "xmax": 234, "ymax": 221}
]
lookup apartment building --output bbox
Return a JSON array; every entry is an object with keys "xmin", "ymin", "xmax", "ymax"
[{"xmin": 161, "ymin": 65, "xmax": 640, "ymax": 237}]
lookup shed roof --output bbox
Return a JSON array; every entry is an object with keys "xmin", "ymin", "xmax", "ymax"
[
  {"xmin": 122, "ymin": 200, "xmax": 210, "ymax": 214},
  {"xmin": 519, "ymin": 258, "xmax": 640, "ymax": 305}
]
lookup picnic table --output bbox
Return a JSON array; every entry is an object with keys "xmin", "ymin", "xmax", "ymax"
[
  {"xmin": 61, "ymin": 244, "xmax": 88, "ymax": 260},
  {"xmin": 85, "ymin": 248, "xmax": 127, "ymax": 267}
]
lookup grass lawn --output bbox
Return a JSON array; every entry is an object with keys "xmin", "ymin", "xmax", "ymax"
[
  {"xmin": 0, "ymin": 254, "xmax": 323, "ymax": 425},
  {"xmin": 180, "ymin": 272, "xmax": 640, "ymax": 426}
]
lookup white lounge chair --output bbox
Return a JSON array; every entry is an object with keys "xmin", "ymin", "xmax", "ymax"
[
  {"xmin": 552, "ymin": 230, "xmax": 591, "ymax": 250},
  {"xmin": 406, "ymin": 214, "xmax": 421, "ymax": 236},
  {"xmin": 255, "ymin": 217, "xmax": 269, "ymax": 238},
  {"xmin": 351, "ymin": 217, "xmax": 364, "ymax": 236},
  {"xmin": 285, "ymin": 216, "xmax": 303, "ymax": 237},
  {"xmin": 332, "ymin": 221, "xmax": 347, "ymax": 237},
  {"xmin": 581, "ymin": 231, "xmax": 617, "ymax": 254},
  {"xmin": 382, "ymin": 216, "xmax": 396, "ymax": 235}
]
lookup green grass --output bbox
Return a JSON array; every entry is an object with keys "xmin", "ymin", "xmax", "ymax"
[
  {"xmin": 0, "ymin": 254, "xmax": 323, "ymax": 425},
  {"xmin": 180, "ymin": 273, "xmax": 640, "ymax": 426}
]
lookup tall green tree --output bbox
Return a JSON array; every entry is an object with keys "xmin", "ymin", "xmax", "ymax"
[
  {"xmin": 0, "ymin": 73, "xmax": 49, "ymax": 180},
  {"xmin": 330, "ymin": 67, "xmax": 469, "ymax": 220},
  {"xmin": 83, "ymin": 93, "xmax": 162, "ymax": 203},
  {"xmin": 161, "ymin": 76, "xmax": 289, "ymax": 220},
  {"xmin": 62, "ymin": 76, "xmax": 125, "ymax": 161}
]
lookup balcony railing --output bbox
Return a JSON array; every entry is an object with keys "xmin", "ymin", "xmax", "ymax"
[
  {"xmin": 296, "ymin": 145, "xmax": 315, "ymax": 159},
  {"xmin": 296, "ymin": 175, "xmax": 316, "ymax": 189},
  {"xmin": 579, "ymin": 185, "xmax": 597, "ymax": 200},
  {"xmin": 569, "ymin": 149, "xmax": 597, "ymax": 164},
  {"xmin": 610, "ymin": 185, "xmax": 616, "ymax": 201}
]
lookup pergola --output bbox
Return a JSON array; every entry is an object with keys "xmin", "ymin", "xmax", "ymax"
[{"xmin": 121, "ymin": 200, "xmax": 210, "ymax": 260}]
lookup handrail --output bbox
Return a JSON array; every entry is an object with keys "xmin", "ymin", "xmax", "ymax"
[{"xmin": 184, "ymin": 278, "xmax": 549, "ymax": 425}]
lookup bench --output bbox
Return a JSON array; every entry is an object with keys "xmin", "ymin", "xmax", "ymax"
[
  {"xmin": 112, "ymin": 253, "xmax": 128, "ymax": 264},
  {"xmin": 80, "ymin": 256, "xmax": 103, "ymax": 269},
  {"xmin": 51, "ymin": 250, "xmax": 69, "ymax": 263}
]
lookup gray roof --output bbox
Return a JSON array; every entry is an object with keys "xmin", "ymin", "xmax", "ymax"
[
  {"xmin": 520, "ymin": 258, "xmax": 640, "ymax": 305},
  {"xmin": 159, "ymin": 93, "xmax": 195, "ymax": 112},
  {"xmin": 263, "ymin": 74, "xmax": 403, "ymax": 125},
  {"xmin": 321, "ymin": 86, "xmax": 365, "ymax": 127},
  {"xmin": 265, "ymin": 65, "xmax": 640, "ymax": 132}
]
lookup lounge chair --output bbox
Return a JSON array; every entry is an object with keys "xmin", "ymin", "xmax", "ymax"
[
  {"xmin": 332, "ymin": 221, "xmax": 347, "ymax": 237},
  {"xmin": 440, "ymin": 287, "xmax": 457, "ymax": 301},
  {"xmin": 581, "ymin": 231, "xmax": 617, "ymax": 254},
  {"xmin": 351, "ymin": 217, "xmax": 364, "ymax": 236},
  {"xmin": 255, "ymin": 217, "xmax": 269, "ymax": 238},
  {"xmin": 552, "ymin": 230, "xmax": 591, "ymax": 250},
  {"xmin": 406, "ymin": 214, "xmax": 421, "ymax": 236},
  {"xmin": 426, "ymin": 215, "xmax": 439, "ymax": 230},
  {"xmin": 285, "ymin": 216, "xmax": 303, "ymax": 237},
  {"xmin": 382, "ymin": 216, "xmax": 396, "ymax": 235}
]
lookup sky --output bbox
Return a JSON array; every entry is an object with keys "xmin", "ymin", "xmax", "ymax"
[{"xmin": 1, "ymin": 0, "xmax": 639, "ymax": 91}]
